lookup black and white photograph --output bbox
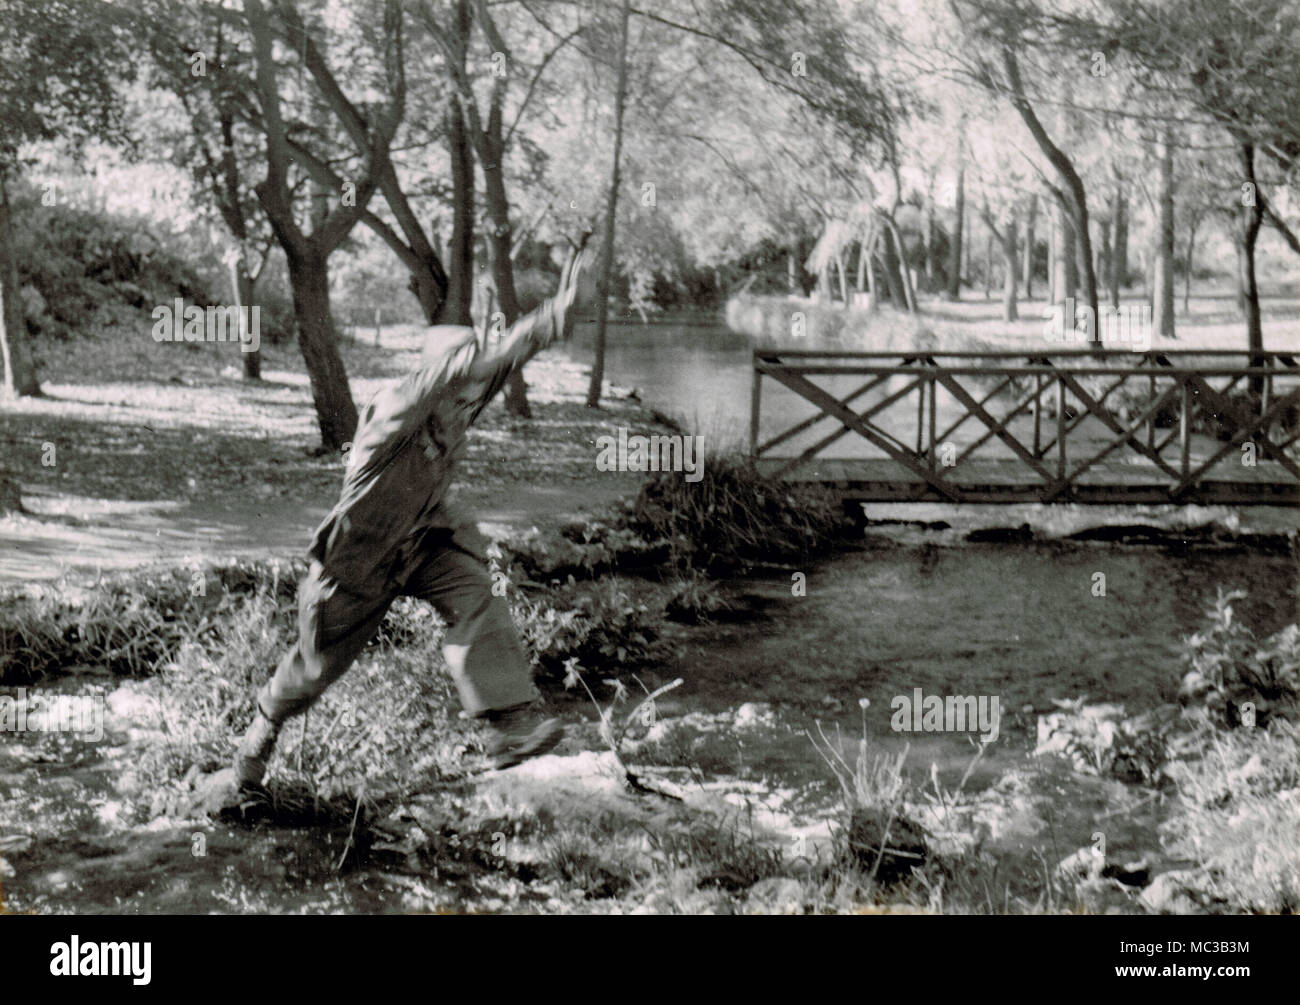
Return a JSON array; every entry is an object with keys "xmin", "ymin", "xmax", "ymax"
[{"xmin": 0, "ymin": 0, "xmax": 1295, "ymax": 944}]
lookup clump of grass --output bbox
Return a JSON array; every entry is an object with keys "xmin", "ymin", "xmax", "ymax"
[
  {"xmin": 642, "ymin": 813, "xmax": 789, "ymax": 895},
  {"xmin": 504, "ymin": 522, "xmax": 670, "ymax": 583},
  {"xmin": 1160, "ymin": 721, "xmax": 1300, "ymax": 913},
  {"xmin": 0, "ymin": 558, "xmax": 303, "ymax": 683},
  {"xmin": 810, "ymin": 721, "xmax": 927, "ymax": 885},
  {"xmin": 662, "ymin": 571, "xmax": 728, "ymax": 624},
  {"xmin": 625, "ymin": 453, "xmax": 848, "ymax": 575},
  {"xmin": 545, "ymin": 836, "xmax": 637, "ymax": 900},
  {"xmin": 511, "ymin": 576, "xmax": 672, "ymax": 678},
  {"xmin": 137, "ymin": 590, "xmax": 470, "ymax": 813}
]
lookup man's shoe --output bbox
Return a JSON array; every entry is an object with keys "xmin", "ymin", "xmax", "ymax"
[
  {"xmin": 484, "ymin": 703, "xmax": 563, "ymax": 770},
  {"xmin": 234, "ymin": 711, "xmax": 281, "ymax": 787}
]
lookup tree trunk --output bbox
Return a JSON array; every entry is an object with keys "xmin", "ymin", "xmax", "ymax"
[
  {"xmin": 1112, "ymin": 189, "xmax": 1127, "ymax": 306},
  {"xmin": 983, "ymin": 227, "xmax": 993, "ymax": 300},
  {"xmin": 1003, "ymin": 51, "xmax": 1097, "ymax": 342},
  {"xmin": 1022, "ymin": 195, "xmax": 1036, "ymax": 300},
  {"xmin": 444, "ymin": 97, "xmax": 475, "ymax": 326},
  {"xmin": 1097, "ymin": 218, "xmax": 1111, "ymax": 319},
  {"xmin": 880, "ymin": 220, "xmax": 908, "ymax": 308},
  {"xmin": 1235, "ymin": 241, "xmax": 1247, "ymax": 315},
  {"xmin": 1108, "ymin": 185, "xmax": 1125, "ymax": 308},
  {"xmin": 585, "ymin": 0, "xmax": 631, "ymax": 409},
  {"xmin": 1053, "ymin": 200, "xmax": 1076, "ymax": 306},
  {"xmin": 946, "ymin": 164, "xmax": 964, "ymax": 300},
  {"xmin": 230, "ymin": 258, "xmax": 260, "ymax": 380},
  {"xmin": 1183, "ymin": 215, "xmax": 1199, "ymax": 315},
  {"xmin": 1237, "ymin": 139, "xmax": 1264, "ymax": 380},
  {"xmin": 0, "ymin": 173, "xmax": 40, "ymax": 398},
  {"xmin": 287, "ymin": 245, "xmax": 357, "ymax": 450},
  {"xmin": 864, "ymin": 231, "xmax": 878, "ymax": 305},
  {"xmin": 482, "ymin": 160, "xmax": 530, "ymax": 416},
  {"xmin": 1073, "ymin": 209, "xmax": 1095, "ymax": 331},
  {"xmin": 1047, "ymin": 208, "xmax": 1056, "ymax": 302},
  {"xmin": 1000, "ymin": 208, "xmax": 1018, "ymax": 321},
  {"xmin": 888, "ymin": 218, "xmax": 916, "ymax": 312},
  {"xmin": 924, "ymin": 183, "xmax": 935, "ymax": 288},
  {"xmin": 1153, "ymin": 127, "xmax": 1176, "ymax": 338}
]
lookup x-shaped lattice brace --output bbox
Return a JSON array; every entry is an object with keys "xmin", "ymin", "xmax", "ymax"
[
  {"xmin": 1170, "ymin": 384, "xmax": 1300, "ymax": 498},
  {"xmin": 756, "ymin": 362, "xmax": 961, "ymax": 501}
]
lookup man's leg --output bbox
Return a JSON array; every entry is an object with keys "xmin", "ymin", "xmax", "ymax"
[
  {"xmin": 236, "ymin": 561, "xmax": 393, "ymax": 785},
  {"xmin": 401, "ymin": 537, "xmax": 561, "ymax": 767}
]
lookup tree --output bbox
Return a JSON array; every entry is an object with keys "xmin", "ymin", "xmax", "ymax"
[
  {"xmin": 242, "ymin": 0, "xmax": 397, "ymax": 449},
  {"xmin": 417, "ymin": 0, "xmax": 585, "ymax": 417},
  {"xmin": 585, "ymin": 0, "xmax": 631, "ymax": 409},
  {"xmin": 998, "ymin": 48, "xmax": 1099, "ymax": 340},
  {"xmin": 1151, "ymin": 125, "xmax": 1176, "ymax": 337},
  {"xmin": 0, "ymin": 0, "xmax": 126, "ymax": 397},
  {"xmin": 136, "ymin": 0, "xmax": 273, "ymax": 379},
  {"xmin": 1026, "ymin": 0, "xmax": 1300, "ymax": 355}
]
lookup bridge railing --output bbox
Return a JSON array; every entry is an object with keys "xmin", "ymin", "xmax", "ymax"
[{"xmin": 750, "ymin": 348, "xmax": 1300, "ymax": 505}]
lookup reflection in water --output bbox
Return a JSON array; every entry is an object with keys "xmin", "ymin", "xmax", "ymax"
[{"xmin": 563, "ymin": 318, "xmax": 754, "ymax": 442}]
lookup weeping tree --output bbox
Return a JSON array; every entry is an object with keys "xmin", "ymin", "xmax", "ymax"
[{"xmin": 806, "ymin": 202, "xmax": 915, "ymax": 312}]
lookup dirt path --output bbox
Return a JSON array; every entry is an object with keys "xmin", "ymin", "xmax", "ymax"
[
  {"xmin": 0, "ymin": 477, "xmax": 641, "ymax": 585},
  {"xmin": 0, "ymin": 320, "xmax": 653, "ymax": 587}
]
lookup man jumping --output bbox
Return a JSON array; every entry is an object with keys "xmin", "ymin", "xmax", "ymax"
[{"xmin": 210, "ymin": 248, "xmax": 593, "ymax": 805}]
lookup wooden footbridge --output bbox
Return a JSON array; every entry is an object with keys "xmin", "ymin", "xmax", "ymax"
[{"xmin": 750, "ymin": 349, "xmax": 1300, "ymax": 506}]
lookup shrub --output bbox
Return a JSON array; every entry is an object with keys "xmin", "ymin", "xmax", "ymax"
[
  {"xmin": 511, "ymin": 577, "xmax": 669, "ymax": 677},
  {"xmin": 1178, "ymin": 588, "xmax": 1300, "ymax": 727},
  {"xmin": 625, "ymin": 454, "xmax": 847, "ymax": 574},
  {"xmin": 10, "ymin": 184, "xmax": 216, "ymax": 339}
]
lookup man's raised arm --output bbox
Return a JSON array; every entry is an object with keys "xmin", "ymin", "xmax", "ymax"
[
  {"xmin": 349, "ymin": 246, "xmax": 592, "ymax": 468},
  {"xmin": 461, "ymin": 245, "xmax": 593, "ymax": 392}
]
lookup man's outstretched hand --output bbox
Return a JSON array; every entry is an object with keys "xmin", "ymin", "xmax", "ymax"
[{"xmin": 556, "ymin": 240, "xmax": 596, "ymax": 340}]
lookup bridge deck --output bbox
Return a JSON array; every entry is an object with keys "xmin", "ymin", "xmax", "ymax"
[{"xmin": 755, "ymin": 457, "xmax": 1300, "ymax": 505}]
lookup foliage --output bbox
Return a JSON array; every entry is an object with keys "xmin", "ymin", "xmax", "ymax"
[
  {"xmin": 1161, "ymin": 721, "xmax": 1300, "ymax": 914},
  {"xmin": 1178, "ymin": 588, "xmax": 1300, "ymax": 728},
  {"xmin": 0, "ymin": 559, "xmax": 302, "ymax": 684},
  {"xmin": 9, "ymin": 182, "xmax": 216, "ymax": 338},
  {"xmin": 511, "ymin": 576, "xmax": 670, "ymax": 677},
  {"xmin": 626, "ymin": 454, "xmax": 848, "ymax": 574}
]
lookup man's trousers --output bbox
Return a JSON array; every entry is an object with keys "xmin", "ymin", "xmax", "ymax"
[{"xmin": 255, "ymin": 531, "xmax": 538, "ymax": 724}]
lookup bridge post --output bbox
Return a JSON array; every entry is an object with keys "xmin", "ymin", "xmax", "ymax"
[
  {"xmin": 1056, "ymin": 376, "xmax": 1067, "ymax": 480},
  {"xmin": 1180, "ymin": 381, "xmax": 1191, "ymax": 477},
  {"xmin": 928, "ymin": 374, "xmax": 937, "ymax": 471},
  {"xmin": 1032, "ymin": 373, "xmax": 1043, "ymax": 457},
  {"xmin": 915, "ymin": 374, "xmax": 924, "ymax": 455},
  {"xmin": 750, "ymin": 362, "xmax": 762, "ymax": 459},
  {"xmin": 1148, "ymin": 374, "xmax": 1156, "ymax": 454}
]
